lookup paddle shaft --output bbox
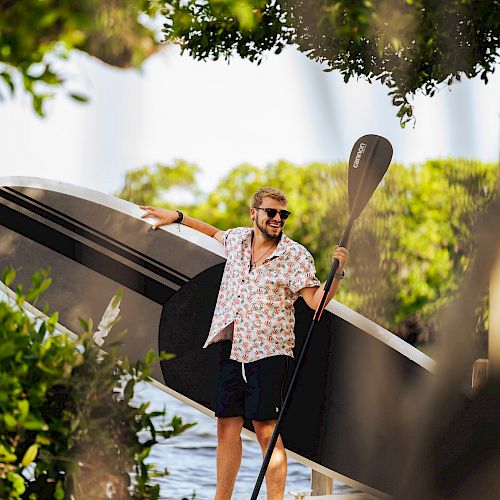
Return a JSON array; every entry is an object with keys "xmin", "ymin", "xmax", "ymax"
[
  {"xmin": 249, "ymin": 224, "xmax": 353, "ymax": 500},
  {"xmin": 317, "ymin": 219, "xmax": 353, "ymax": 320}
]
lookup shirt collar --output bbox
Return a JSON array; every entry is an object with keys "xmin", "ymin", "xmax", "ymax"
[{"xmin": 246, "ymin": 228, "xmax": 289, "ymax": 260}]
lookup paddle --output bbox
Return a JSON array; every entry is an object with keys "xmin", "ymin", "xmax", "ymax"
[{"xmin": 250, "ymin": 134, "xmax": 393, "ymax": 499}]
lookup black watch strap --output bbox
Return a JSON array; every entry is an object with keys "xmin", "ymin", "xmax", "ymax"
[{"xmin": 174, "ymin": 211, "xmax": 184, "ymax": 224}]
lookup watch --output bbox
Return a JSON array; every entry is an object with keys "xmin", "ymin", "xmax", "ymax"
[{"xmin": 174, "ymin": 210, "xmax": 184, "ymax": 224}]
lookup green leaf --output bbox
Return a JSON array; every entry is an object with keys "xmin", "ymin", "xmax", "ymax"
[
  {"xmin": 35, "ymin": 435, "xmax": 51, "ymax": 446},
  {"xmin": 32, "ymin": 94, "xmax": 45, "ymax": 117},
  {"xmin": 124, "ymin": 378, "xmax": 135, "ymax": 400},
  {"xmin": 145, "ymin": 349, "xmax": 157, "ymax": 366},
  {"xmin": 26, "ymin": 277, "xmax": 52, "ymax": 302},
  {"xmin": 23, "ymin": 416, "xmax": 49, "ymax": 431},
  {"xmin": 0, "ymin": 443, "xmax": 17, "ymax": 463},
  {"xmin": 47, "ymin": 311, "xmax": 59, "ymax": 329},
  {"xmin": 159, "ymin": 351, "xmax": 175, "ymax": 361},
  {"xmin": 2, "ymin": 266, "xmax": 16, "ymax": 286},
  {"xmin": 54, "ymin": 481, "xmax": 65, "ymax": 500},
  {"xmin": 0, "ymin": 341, "xmax": 16, "ymax": 360},
  {"xmin": 69, "ymin": 92, "xmax": 89, "ymax": 103},
  {"xmin": 78, "ymin": 317, "xmax": 90, "ymax": 332},
  {"xmin": 111, "ymin": 288, "xmax": 124, "ymax": 308},
  {"xmin": 21, "ymin": 443, "xmax": 39, "ymax": 467},
  {"xmin": 147, "ymin": 410, "xmax": 166, "ymax": 418},
  {"xmin": 137, "ymin": 446, "xmax": 151, "ymax": 461},
  {"xmin": 1, "ymin": 72, "xmax": 15, "ymax": 94},
  {"xmin": 18, "ymin": 399, "xmax": 29, "ymax": 419},
  {"xmin": 4, "ymin": 412, "xmax": 17, "ymax": 429},
  {"xmin": 7, "ymin": 471, "xmax": 26, "ymax": 494}
]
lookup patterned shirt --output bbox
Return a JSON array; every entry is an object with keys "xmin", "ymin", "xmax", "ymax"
[{"xmin": 203, "ymin": 227, "xmax": 320, "ymax": 362}]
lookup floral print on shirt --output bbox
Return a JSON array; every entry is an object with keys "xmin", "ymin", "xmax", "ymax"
[{"xmin": 203, "ymin": 227, "xmax": 320, "ymax": 362}]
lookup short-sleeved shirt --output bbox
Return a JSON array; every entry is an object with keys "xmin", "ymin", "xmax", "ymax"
[{"xmin": 203, "ymin": 227, "xmax": 320, "ymax": 362}]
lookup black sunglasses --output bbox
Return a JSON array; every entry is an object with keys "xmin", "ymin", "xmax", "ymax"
[{"xmin": 253, "ymin": 207, "xmax": 291, "ymax": 220}]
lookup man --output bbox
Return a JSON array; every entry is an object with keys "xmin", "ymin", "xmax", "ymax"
[{"xmin": 140, "ymin": 186, "xmax": 349, "ymax": 500}]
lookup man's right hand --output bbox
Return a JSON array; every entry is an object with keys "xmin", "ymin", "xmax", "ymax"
[
  {"xmin": 140, "ymin": 206, "xmax": 179, "ymax": 230},
  {"xmin": 140, "ymin": 206, "xmax": 225, "ymax": 242}
]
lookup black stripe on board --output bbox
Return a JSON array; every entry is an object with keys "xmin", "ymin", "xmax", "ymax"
[
  {"xmin": 1, "ymin": 187, "xmax": 189, "ymax": 286},
  {"xmin": 0, "ymin": 202, "xmax": 175, "ymax": 304}
]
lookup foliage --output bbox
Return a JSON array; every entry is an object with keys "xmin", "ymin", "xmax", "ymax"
[
  {"xmin": 0, "ymin": 268, "xmax": 195, "ymax": 499},
  {"xmin": 116, "ymin": 160, "xmax": 201, "ymax": 206},
  {"xmin": 162, "ymin": 0, "xmax": 500, "ymax": 126},
  {"xmin": 118, "ymin": 158, "xmax": 498, "ymax": 347},
  {"xmin": 351, "ymin": 159, "xmax": 497, "ymax": 346},
  {"xmin": 0, "ymin": 0, "xmax": 162, "ymax": 115},
  {"xmin": 4, "ymin": 1, "xmax": 498, "ymax": 123},
  {"xmin": 163, "ymin": 0, "xmax": 290, "ymax": 62}
]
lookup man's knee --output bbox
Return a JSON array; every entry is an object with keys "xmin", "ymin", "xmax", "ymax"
[
  {"xmin": 217, "ymin": 416, "xmax": 243, "ymax": 441},
  {"xmin": 253, "ymin": 420, "xmax": 281, "ymax": 448}
]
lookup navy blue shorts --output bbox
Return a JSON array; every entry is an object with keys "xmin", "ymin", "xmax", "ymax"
[{"xmin": 214, "ymin": 341, "xmax": 292, "ymax": 421}]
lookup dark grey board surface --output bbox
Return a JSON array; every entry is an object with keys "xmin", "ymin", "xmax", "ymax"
[{"xmin": 0, "ymin": 178, "xmax": 435, "ymax": 496}]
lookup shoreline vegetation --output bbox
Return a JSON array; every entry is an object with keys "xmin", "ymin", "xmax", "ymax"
[
  {"xmin": 0, "ymin": 268, "xmax": 195, "ymax": 499},
  {"xmin": 117, "ymin": 157, "xmax": 498, "ymax": 357}
]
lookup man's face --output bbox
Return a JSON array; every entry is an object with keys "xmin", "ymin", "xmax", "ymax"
[{"xmin": 250, "ymin": 197, "xmax": 288, "ymax": 240}]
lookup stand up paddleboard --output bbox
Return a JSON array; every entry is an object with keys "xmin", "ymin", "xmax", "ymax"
[{"xmin": 0, "ymin": 177, "xmax": 434, "ymax": 497}]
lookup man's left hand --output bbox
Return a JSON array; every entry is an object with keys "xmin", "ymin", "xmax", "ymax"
[{"xmin": 333, "ymin": 245, "xmax": 349, "ymax": 273}]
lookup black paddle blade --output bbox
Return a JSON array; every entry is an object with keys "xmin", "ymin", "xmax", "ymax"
[{"xmin": 348, "ymin": 134, "xmax": 393, "ymax": 220}]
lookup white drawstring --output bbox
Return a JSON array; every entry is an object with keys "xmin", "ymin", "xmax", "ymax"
[{"xmin": 241, "ymin": 363, "xmax": 247, "ymax": 383}]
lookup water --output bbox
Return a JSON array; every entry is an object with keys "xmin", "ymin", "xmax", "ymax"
[{"xmin": 134, "ymin": 383, "xmax": 358, "ymax": 500}]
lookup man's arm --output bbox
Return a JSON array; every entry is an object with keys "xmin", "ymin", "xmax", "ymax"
[
  {"xmin": 300, "ymin": 278, "xmax": 342, "ymax": 311},
  {"xmin": 140, "ymin": 206, "xmax": 224, "ymax": 243},
  {"xmin": 299, "ymin": 245, "xmax": 349, "ymax": 311}
]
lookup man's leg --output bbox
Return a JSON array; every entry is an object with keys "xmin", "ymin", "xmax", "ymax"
[
  {"xmin": 215, "ymin": 416, "xmax": 244, "ymax": 500},
  {"xmin": 252, "ymin": 419, "xmax": 287, "ymax": 500}
]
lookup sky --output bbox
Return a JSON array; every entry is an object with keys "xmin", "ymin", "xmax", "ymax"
[{"xmin": 1, "ymin": 44, "xmax": 499, "ymax": 197}]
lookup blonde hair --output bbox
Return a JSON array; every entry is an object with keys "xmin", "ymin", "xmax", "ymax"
[{"xmin": 251, "ymin": 187, "xmax": 288, "ymax": 208}]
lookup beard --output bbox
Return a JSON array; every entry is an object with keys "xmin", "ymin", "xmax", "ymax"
[{"xmin": 255, "ymin": 214, "xmax": 283, "ymax": 240}]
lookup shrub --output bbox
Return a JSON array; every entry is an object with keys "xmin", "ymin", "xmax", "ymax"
[{"xmin": 0, "ymin": 268, "xmax": 195, "ymax": 499}]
